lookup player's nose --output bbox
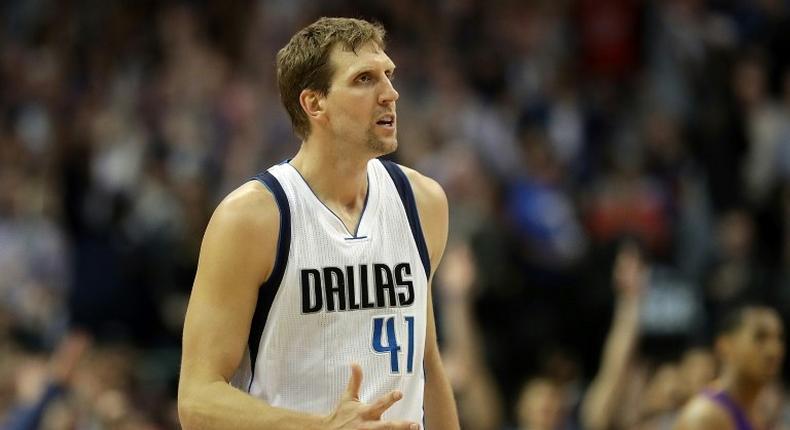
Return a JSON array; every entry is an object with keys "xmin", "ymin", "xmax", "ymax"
[{"xmin": 379, "ymin": 79, "xmax": 399, "ymax": 104}]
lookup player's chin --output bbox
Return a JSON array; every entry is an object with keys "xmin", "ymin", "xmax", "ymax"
[
  {"xmin": 382, "ymin": 138, "xmax": 398, "ymax": 154},
  {"xmin": 368, "ymin": 136, "xmax": 398, "ymax": 156}
]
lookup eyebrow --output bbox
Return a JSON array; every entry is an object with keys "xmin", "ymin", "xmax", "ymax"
[{"xmin": 348, "ymin": 63, "xmax": 396, "ymax": 77}]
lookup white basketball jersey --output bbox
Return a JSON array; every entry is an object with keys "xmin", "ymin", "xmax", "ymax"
[{"xmin": 231, "ymin": 159, "xmax": 431, "ymax": 424}]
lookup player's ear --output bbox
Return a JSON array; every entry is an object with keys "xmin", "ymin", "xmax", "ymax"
[{"xmin": 300, "ymin": 89, "xmax": 326, "ymax": 121}]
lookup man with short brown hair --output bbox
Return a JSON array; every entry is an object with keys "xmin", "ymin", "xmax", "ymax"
[{"xmin": 178, "ymin": 17, "xmax": 460, "ymax": 430}]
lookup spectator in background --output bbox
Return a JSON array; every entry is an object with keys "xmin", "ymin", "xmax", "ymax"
[
  {"xmin": 0, "ymin": 162, "xmax": 69, "ymax": 349},
  {"xmin": 581, "ymin": 245, "xmax": 715, "ymax": 430},
  {"xmin": 506, "ymin": 126, "xmax": 587, "ymax": 269},
  {"xmin": 438, "ymin": 243, "xmax": 504, "ymax": 430},
  {"xmin": 778, "ymin": 68, "xmax": 790, "ymax": 184},
  {"xmin": 580, "ymin": 241, "xmax": 648, "ymax": 430},
  {"xmin": 2, "ymin": 331, "xmax": 90, "ymax": 430},
  {"xmin": 735, "ymin": 53, "xmax": 786, "ymax": 209},
  {"xmin": 704, "ymin": 210, "xmax": 770, "ymax": 332},
  {"xmin": 515, "ymin": 377, "xmax": 569, "ymax": 430},
  {"xmin": 583, "ymin": 153, "xmax": 672, "ymax": 258}
]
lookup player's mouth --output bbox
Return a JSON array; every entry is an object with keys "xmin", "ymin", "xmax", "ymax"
[{"xmin": 375, "ymin": 114, "xmax": 396, "ymax": 130}]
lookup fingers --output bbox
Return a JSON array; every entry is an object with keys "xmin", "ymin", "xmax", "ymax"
[
  {"xmin": 364, "ymin": 390, "xmax": 403, "ymax": 418},
  {"xmin": 614, "ymin": 241, "xmax": 647, "ymax": 296},
  {"xmin": 344, "ymin": 363, "xmax": 363, "ymax": 401},
  {"xmin": 339, "ymin": 365, "xmax": 414, "ymax": 428}
]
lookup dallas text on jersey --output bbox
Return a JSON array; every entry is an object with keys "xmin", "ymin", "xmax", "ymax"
[{"xmin": 300, "ymin": 263, "xmax": 415, "ymax": 313}]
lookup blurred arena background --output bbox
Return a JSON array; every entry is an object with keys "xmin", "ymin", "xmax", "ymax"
[{"xmin": 1, "ymin": 0, "xmax": 789, "ymax": 428}]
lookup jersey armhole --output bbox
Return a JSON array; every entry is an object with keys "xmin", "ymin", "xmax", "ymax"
[{"xmin": 246, "ymin": 171, "xmax": 291, "ymax": 391}]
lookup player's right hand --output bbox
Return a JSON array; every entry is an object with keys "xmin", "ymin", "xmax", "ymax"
[{"xmin": 324, "ymin": 364, "xmax": 419, "ymax": 430}]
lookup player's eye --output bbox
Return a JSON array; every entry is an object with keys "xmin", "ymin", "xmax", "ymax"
[{"xmin": 356, "ymin": 73, "xmax": 372, "ymax": 83}]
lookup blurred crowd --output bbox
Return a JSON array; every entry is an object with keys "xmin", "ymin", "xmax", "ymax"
[{"xmin": 1, "ymin": 0, "xmax": 789, "ymax": 429}]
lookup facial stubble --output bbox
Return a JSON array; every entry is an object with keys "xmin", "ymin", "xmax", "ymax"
[{"xmin": 366, "ymin": 128, "xmax": 397, "ymax": 156}]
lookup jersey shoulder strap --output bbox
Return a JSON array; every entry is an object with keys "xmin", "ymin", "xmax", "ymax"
[{"xmin": 378, "ymin": 159, "xmax": 431, "ymax": 279}]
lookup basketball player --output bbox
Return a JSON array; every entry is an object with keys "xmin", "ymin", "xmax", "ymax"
[
  {"xmin": 177, "ymin": 17, "xmax": 460, "ymax": 430},
  {"xmin": 674, "ymin": 305, "xmax": 785, "ymax": 430}
]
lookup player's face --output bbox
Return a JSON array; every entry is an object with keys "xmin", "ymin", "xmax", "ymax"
[
  {"xmin": 730, "ymin": 310, "xmax": 785, "ymax": 383},
  {"xmin": 323, "ymin": 42, "xmax": 399, "ymax": 156}
]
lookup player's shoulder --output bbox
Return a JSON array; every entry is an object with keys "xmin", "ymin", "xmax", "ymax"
[
  {"xmin": 207, "ymin": 179, "xmax": 280, "ymax": 245},
  {"xmin": 390, "ymin": 163, "xmax": 449, "ymax": 266},
  {"xmin": 674, "ymin": 395, "xmax": 734, "ymax": 430},
  {"xmin": 394, "ymin": 164, "xmax": 447, "ymax": 210}
]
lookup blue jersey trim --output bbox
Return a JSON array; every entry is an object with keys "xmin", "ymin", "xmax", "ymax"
[
  {"xmin": 380, "ymin": 160, "xmax": 431, "ymax": 280},
  {"xmin": 247, "ymin": 170, "xmax": 291, "ymax": 391}
]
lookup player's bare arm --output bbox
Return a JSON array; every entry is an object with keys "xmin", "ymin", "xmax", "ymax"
[
  {"xmin": 404, "ymin": 166, "xmax": 462, "ymax": 430},
  {"xmin": 178, "ymin": 181, "xmax": 417, "ymax": 430},
  {"xmin": 673, "ymin": 397, "xmax": 735, "ymax": 430},
  {"xmin": 179, "ymin": 181, "xmax": 323, "ymax": 429}
]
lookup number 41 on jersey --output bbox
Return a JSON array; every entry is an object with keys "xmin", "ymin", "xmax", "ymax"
[{"xmin": 371, "ymin": 315, "xmax": 415, "ymax": 374}]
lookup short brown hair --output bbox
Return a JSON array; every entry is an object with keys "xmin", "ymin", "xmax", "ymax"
[{"xmin": 276, "ymin": 17, "xmax": 386, "ymax": 140}]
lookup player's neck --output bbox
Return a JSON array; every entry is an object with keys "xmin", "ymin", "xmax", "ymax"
[
  {"xmin": 718, "ymin": 369, "xmax": 762, "ymax": 408},
  {"xmin": 289, "ymin": 143, "xmax": 369, "ymax": 212}
]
